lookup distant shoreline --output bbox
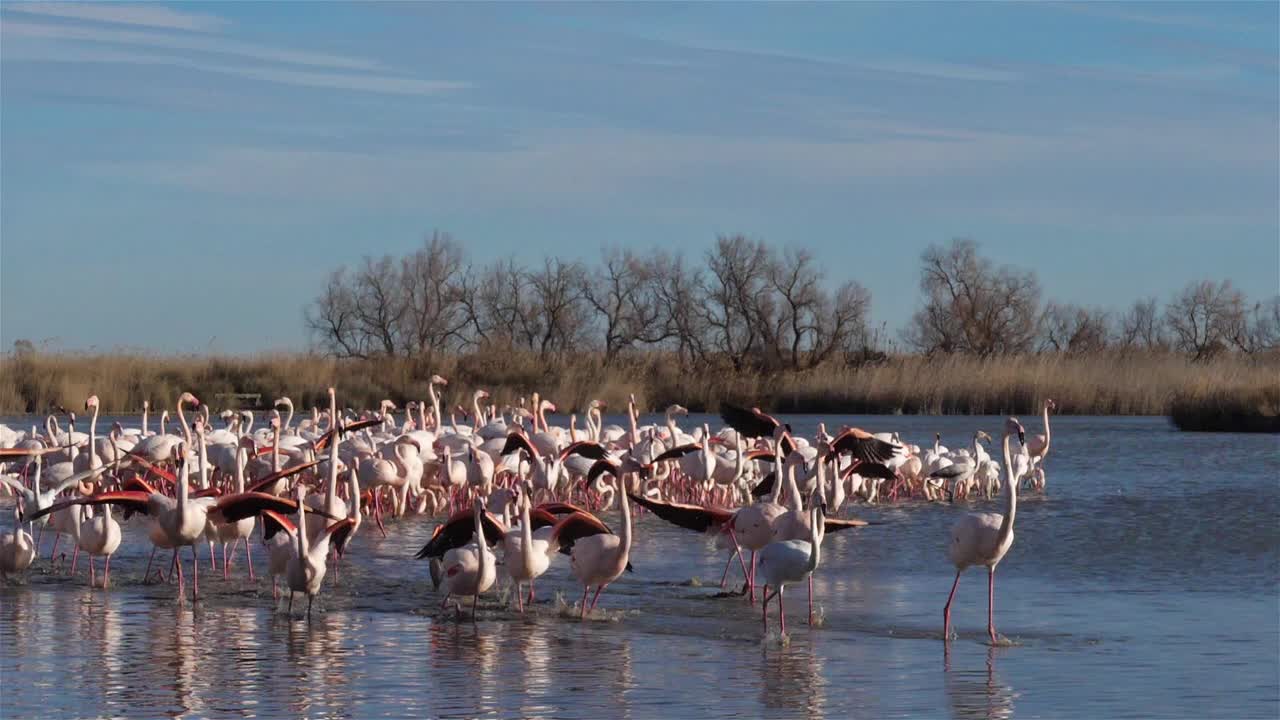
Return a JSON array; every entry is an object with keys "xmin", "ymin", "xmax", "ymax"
[{"xmin": 2, "ymin": 350, "xmax": 1276, "ymax": 431}]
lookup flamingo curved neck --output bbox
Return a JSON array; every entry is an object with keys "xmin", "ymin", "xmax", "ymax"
[
  {"xmin": 998, "ymin": 433, "xmax": 1018, "ymax": 544},
  {"xmin": 1040, "ymin": 404, "xmax": 1052, "ymax": 457}
]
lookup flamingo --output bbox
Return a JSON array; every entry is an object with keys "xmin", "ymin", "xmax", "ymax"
[
  {"xmin": 943, "ymin": 417, "xmax": 1026, "ymax": 644},
  {"xmin": 0, "ymin": 501, "xmax": 36, "ymax": 578},
  {"xmin": 439, "ymin": 498, "xmax": 498, "ymax": 622},
  {"xmin": 282, "ymin": 484, "xmax": 356, "ymax": 619},
  {"xmin": 501, "ymin": 484, "xmax": 558, "ymax": 612},
  {"xmin": 551, "ymin": 472, "xmax": 632, "ymax": 620},
  {"xmin": 75, "ymin": 501, "xmax": 122, "ymax": 588},
  {"xmin": 758, "ymin": 497, "xmax": 826, "ymax": 636}
]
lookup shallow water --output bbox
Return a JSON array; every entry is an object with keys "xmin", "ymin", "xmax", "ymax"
[{"xmin": 1, "ymin": 414, "xmax": 1277, "ymax": 719}]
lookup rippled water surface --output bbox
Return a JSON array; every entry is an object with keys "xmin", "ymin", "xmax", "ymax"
[{"xmin": 1, "ymin": 415, "xmax": 1277, "ymax": 718}]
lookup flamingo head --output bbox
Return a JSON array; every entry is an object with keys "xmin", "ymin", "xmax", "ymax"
[
  {"xmin": 85, "ymin": 395, "xmax": 100, "ymax": 412},
  {"xmin": 1045, "ymin": 398, "xmax": 1058, "ymax": 412},
  {"xmin": 667, "ymin": 404, "xmax": 688, "ymax": 416},
  {"xmin": 179, "ymin": 392, "xmax": 199, "ymax": 408},
  {"xmin": 1005, "ymin": 417, "xmax": 1026, "ymax": 446},
  {"xmin": 475, "ymin": 389, "xmax": 491, "ymax": 401},
  {"xmin": 430, "ymin": 374, "xmax": 448, "ymax": 386},
  {"xmin": 976, "ymin": 430, "xmax": 991, "ymax": 442}
]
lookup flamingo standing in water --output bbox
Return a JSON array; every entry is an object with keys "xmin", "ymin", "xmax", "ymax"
[
  {"xmin": 943, "ymin": 417, "xmax": 1026, "ymax": 644},
  {"xmin": 551, "ymin": 471, "xmax": 632, "ymax": 620},
  {"xmin": 439, "ymin": 498, "xmax": 497, "ymax": 622},
  {"xmin": 0, "ymin": 502, "xmax": 36, "ymax": 578},
  {"xmin": 282, "ymin": 484, "xmax": 357, "ymax": 620},
  {"xmin": 758, "ymin": 498, "xmax": 826, "ymax": 636}
]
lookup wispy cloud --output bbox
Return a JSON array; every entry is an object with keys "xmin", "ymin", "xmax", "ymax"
[
  {"xmin": 2, "ymin": 41, "xmax": 468, "ymax": 96},
  {"xmin": 1, "ymin": 18, "xmax": 381, "ymax": 70},
  {"xmin": 855, "ymin": 59, "xmax": 1021, "ymax": 83},
  {"xmin": 0, "ymin": 18, "xmax": 469, "ymax": 98},
  {"xmin": 5, "ymin": 1, "xmax": 228, "ymax": 32},
  {"xmin": 1047, "ymin": 2, "xmax": 1271, "ymax": 34}
]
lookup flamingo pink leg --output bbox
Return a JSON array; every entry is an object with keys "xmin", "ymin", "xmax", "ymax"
[
  {"xmin": 528, "ymin": 579, "xmax": 535, "ymax": 605},
  {"xmin": 778, "ymin": 587, "xmax": 787, "ymax": 635},
  {"xmin": 943, "ymin": 570, "xmax": 962, "ymax": 641},
  {"xmin": 70, "ymin": 545, "xmax": 80, "ymax": 575},
  {"xmin": 988, "ymin": 567, "xmax": 998, "ymax": 644},
  {"xmin": 245, "ymin": 540, "xmax": 255, "ymax": 581},
  {"xmin": 580, "ymin": 586, "xmax": 590, "ymax": 620},
  {"xmin": 104, "ymin": 555, "xmax": 111, "ymax": 589},
  {"xmin": 49, "ymin": 534, "xmax": 59, "ymax": 563},
  {"xmin": 145, "ymin": 546, "xmax": 158, "ymax": 583},
  {"xmin": 729, "ymin": 530, "xmax": 750, "ymax": 590},
  {"xmin": 761, "ymin": 584, "xmax": 770, "ymax": 633},
  {"xmin": 808, "ymin": 575, "xmax": 814, "ymax": 626},
  {"xmin": 89, "ymin": 557, "xmax": 96, "ymax": 588},
  {"xmin": 719, "ymin": 548, "xmax": 736, "ymax": 588},
  {"xmin": 589, "ymin": 584, "xmax": 606, "ymax": 611},
  {"xmin": 222, "ymin": 542, "xmax": 230, "ymax": 580},
  {"xmin": 191, "ymin": 545, "xmax": 200, "ymax": 599},
  {"xmin": 749, "ymin": 551, "xmax": 758, "ymax": 603}
]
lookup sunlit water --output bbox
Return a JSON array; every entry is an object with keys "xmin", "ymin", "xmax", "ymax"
[{"xmin": 1, "ymin": 414, "xmax": 1276, "ymax": 719}]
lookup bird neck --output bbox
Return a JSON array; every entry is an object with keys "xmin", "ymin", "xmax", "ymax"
[
  {"xmin": 474, "ymin": 505, "xmax": 490, "ymax": 576},
  {"xmin": 806, "ymin": 507, "xmax": 823, "ymax": 573},
  {"xmin": 786, "ymin": 464, "xmax": 803, "ymax": 513},
  {"xmin": 1040, "ymin": 404, "xmax": 1052, "ymax": 455},
  {"xmin": 998, "ymin": 434, "xmax": 1018, "ymax": 543},
  {"xmin": 618, "ymin": 480, "xmax": 632, "ymax": 554},
  {"xmin": 327, "ymin": 430, "xmax": 340, "ymax": 510},
  {"xmin": 520, "ymin": 497, "xmax": 535, "ymax": 575},
  {"xmin": 297, "ymin": 501, "xmax": 309, "ymax": 557}
]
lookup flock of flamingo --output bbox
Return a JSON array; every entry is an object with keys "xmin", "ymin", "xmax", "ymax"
[{"xmin": 0, "ymin": 377, "xmax": 1056, "ymax": 642}]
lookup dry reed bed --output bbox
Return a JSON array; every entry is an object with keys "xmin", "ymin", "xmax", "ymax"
[{"xmin": 1, "ymin": 352, "xmax": 1275, "ymax": 424}]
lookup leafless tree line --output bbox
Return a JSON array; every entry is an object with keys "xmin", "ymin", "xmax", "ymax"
[
  {"xmin": 306, "ymin": 232, "xmax": 873, "ymax": 370},
  {"xmin": 307, "ymin": 233, "xmax": 1277, "ymax": 366},
  {"xmin": 903, "ymin": 239, "xmax": 1279, "ymax": 360}
]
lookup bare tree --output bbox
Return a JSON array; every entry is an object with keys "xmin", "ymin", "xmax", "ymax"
[
  {"xmin": 1225, "ymin": 294, "xmax": 1280, "ymax": 354},
  {"xmin": 904, "ymin": 239, "xmax": 1041, "ymax": 356},
  {"xmin": 1039, "ymin": 302, "xmax": 1111, "ymax": 354},
  {"xmin": 701, "ymin": 235, "xmax": 774, "ymax": 370},
  {"xmin": 652, "ymin": 252, "xmax": 708, "ymax": 366},
  {"xmin": 768, "ymin": 248, "xmax": 871, "ymax": 369},
  {"xmin": 306, "ymin": 268, "xmax": 366, "ymax": 358},
  {"xmin": 582, "ymin": 248, "xmax": 670, "ymax": 364},
  {"xmin": 527, "ymin": 258, "xmax": 589, "ymax": 358},
  {"xmin": 399, "ymin": 232, "xmax": 472, "ymax": 354},
  {"xmin": 1118, "ymin": 297, "xmax": 1167, "ymax": 351},
  {"xmin": 1164, "ymin": 279, "xmax": 1245, "ymax": 360},
  {"xmin": 464, "ymin": 259, "xmax": 530, "ymax": 349}
]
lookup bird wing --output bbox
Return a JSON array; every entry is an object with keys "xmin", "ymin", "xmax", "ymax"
[
  {"xmin": 49, "ymin": 458, "xmax": 124, "ymax": 491},
  {"xmin": 323, "ymin": 517, "xmax": 358, "ymax": 551},
  {"xmin": 627, "ymin": 493, "xmax": 733, "ymax": 533},
  {"xmin": 830, "ymin": 428, "xmax": 902, "ymax": 464},
  {"xmin": 414, "ymin": 510, "xmax": 506, "ymax": 559},
  {"xmin": 718, "ymin": 403, "xmax": 778, "ymax": 438},
  {"xmin": 212, "ymin": 491, "xmax": 333, "ymax": 524},
  {"xmin": 500, "ymin": 431, "xmax": 538, "ymax": 459},
  {"xmin": 549, "ymin": 511, "xmax": 612, "ymax": 554},
  {"xmin": 28, "ymin": 491, "xmax": 150, "ymax": 521},
  {"xmin": 537, "ymin": 501, "xmax": 594, "ymax": 516},
  {"xmin": 313, "ymin": 418, "xmax": 383, "ymax": 451},
  {"xmin": 260, "ymin": 509, "xmax": 296, "ymax": 541},
  {"xmin": 246, "ymin": 459, "xmax": 321, "ymax": 494},
  {"xmin": 844, "ymin": 462, "xmax": 897, "ymax": 481},
  {"xmin": 822, "ymin": 517, "xmax": 870, "ymax": 533},
  {"xmin": 928, "ymin": 464, "xmax": 968, "ymax": 479},
  {"xmin": 528, "ymin": 507, "xmax": 560, "ymax": 531},
  {"xmin": 586, "ymin": 459, "xmax": 620, "ymax": 485},
  {"xmin": 651, "ymin": 443, "xmax": 703, "ymax": 463},
  {"xmin": 560, "ymin": 440, "xmax": 609, "ymax": 462},
  {"xmin": 750, "ymin": 472, "xmax": 776, "ymax": 499},
  {"xmin": 121, "ymin": 451, "xmax": 177, "ymax": 483}
]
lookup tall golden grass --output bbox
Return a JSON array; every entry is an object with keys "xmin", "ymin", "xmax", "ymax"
[{"xmin": 2, "ymin": 350, "xmax": 1276, "ymax": 425}]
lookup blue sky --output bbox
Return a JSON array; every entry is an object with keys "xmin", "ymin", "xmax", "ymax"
[{"xmin": 1, "ymin": 1, "xmax": 1276, "ymax": 353}]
